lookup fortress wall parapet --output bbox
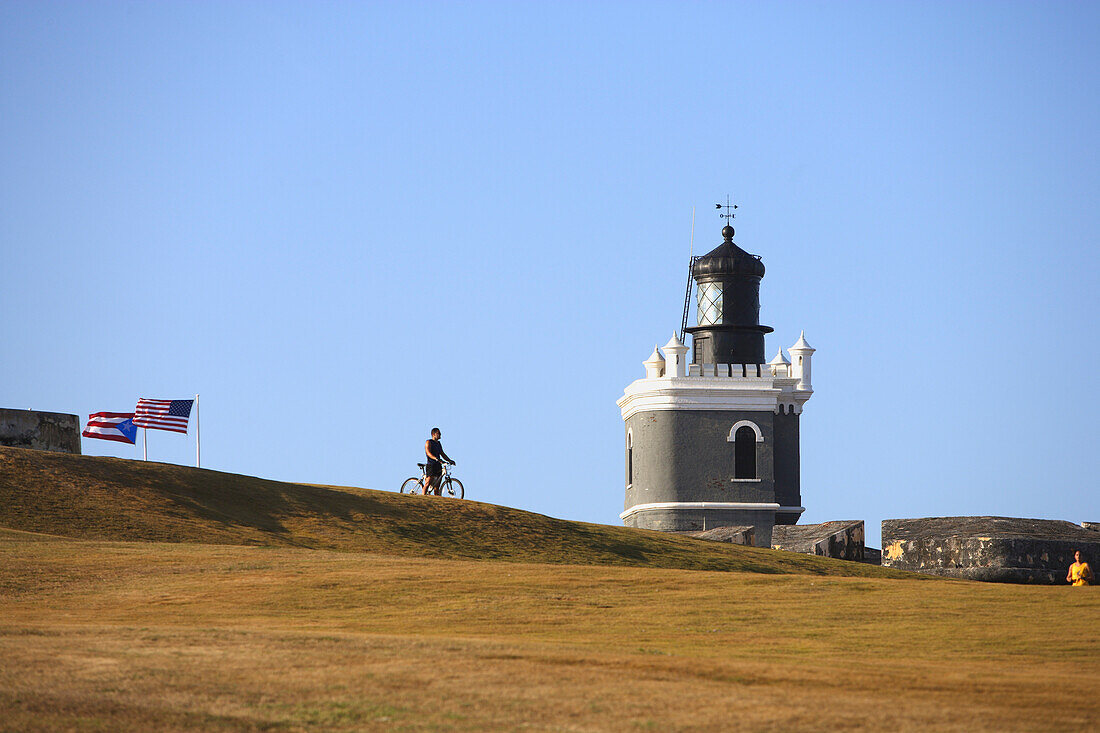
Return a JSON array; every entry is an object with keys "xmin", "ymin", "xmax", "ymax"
[
  {"xmin": 0, "ymin": 408, "xmax": 81, "ymax": 454},
  {"xmin": 881, "ymin": 516, "xmax": 1100, "ymax": 584},
  {"xmin": 772, "ymin": 521, "xmax": 865, "ymax": 561}
]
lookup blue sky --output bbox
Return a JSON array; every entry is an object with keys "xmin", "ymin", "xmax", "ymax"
[{"xmin": 3, "ymin": 2, "xmax": 1097, "ymax": 548}]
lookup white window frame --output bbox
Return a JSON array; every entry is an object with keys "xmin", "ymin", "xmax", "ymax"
[
  {"xmin": 626, "ymin": 429, "xmax": 633, "ymax": 488},
  {"xmin": 727, "ymin": 420, "xmax": 763, "ymax": 482},
  {"xmin": 726, "ymin": 420, "xmax": 764, "ymax": 443}
]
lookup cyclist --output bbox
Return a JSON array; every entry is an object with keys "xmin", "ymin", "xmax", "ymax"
[{"xmin": 422, "ymin": 427, "xmax": 455, "ymax": 496}]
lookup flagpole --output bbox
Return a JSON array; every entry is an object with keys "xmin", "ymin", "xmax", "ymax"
[
  {"xmin": 143, "ymin": 428, "xmax": 147, "ymax": 461},
  {"xmin": 195, "ymin": 393, "xmax": 200, "ymax": 468}
]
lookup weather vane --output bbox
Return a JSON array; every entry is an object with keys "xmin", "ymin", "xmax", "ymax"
[{"xmin": 716, "ymin": 196, "xmax": 738, "ymax": 222}]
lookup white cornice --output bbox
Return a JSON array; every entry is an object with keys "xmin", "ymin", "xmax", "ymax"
[
  {"xmin": 620, "ymin": 501, "xmax": 781, "ymax": 521},
  {"xmin": 617, "ymin": 376, "xmax": 812, "ymax": 420}
]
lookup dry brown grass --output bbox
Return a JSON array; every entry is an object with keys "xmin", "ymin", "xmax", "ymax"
[
  {"xmin": 1, "ymin": 530, "xmax": 1097, "ymax": 732},
  {"xmin": 1, "ymin": 447, "xmax": 1096, "ymax": 730}
]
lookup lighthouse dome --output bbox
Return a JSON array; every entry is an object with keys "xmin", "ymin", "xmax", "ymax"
[{"xmin": 692, "ymin": 226, "xmax": 766, "ymax": 279}]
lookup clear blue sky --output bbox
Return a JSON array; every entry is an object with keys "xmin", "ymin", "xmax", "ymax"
[{"xmin": 3, "ymin": 2, "xmax": 1097, "ymax": 548}]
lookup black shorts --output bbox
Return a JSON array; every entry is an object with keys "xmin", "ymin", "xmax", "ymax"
[{"xmin": 425, "ymin": 462, "xmax": 442, "ymax": 477}]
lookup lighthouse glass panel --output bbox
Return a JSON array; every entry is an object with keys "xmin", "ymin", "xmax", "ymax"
[{"xmin": 698, "ymin": 282, "xmax": 723, "ymax": 326}]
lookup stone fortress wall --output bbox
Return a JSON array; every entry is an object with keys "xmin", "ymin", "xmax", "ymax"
[
  {"xmin": 0, "ymin": 408, "xmax": 81, "ymax": 454},
  {"xmin": 882, "ymin": 516, "xmax": 1100, "ymax": 584},
  {"xmin": 771, "ymin": 520, "xmax": 865, "ymax": 562}
]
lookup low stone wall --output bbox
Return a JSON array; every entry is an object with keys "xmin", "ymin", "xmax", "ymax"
[
  {"xmin": 625, "ymin": 508, "xmax": 775, "ymax": 547},
  {"xmin": 686, "ymin": 526, "xmax": 755, "ymax": 546},
  {"xmin": 881, "ymin": 516, "xmax": 1100, "ymax": 584},
  {"xmin": 771, "ymin": 520, "xmax": 865, "ymax": 561},
  {"xmin": 0, "ymin": 408, "xmax": 81, "ymax": 454}
]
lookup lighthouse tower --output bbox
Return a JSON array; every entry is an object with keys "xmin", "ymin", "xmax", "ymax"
[{"xmin": 616, "ymin": 222, "xmax": 814, "ymax": 547}]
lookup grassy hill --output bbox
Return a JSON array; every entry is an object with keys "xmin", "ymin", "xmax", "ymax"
[
  {"xmin": 0, "ymin": 446, "xmax": 905, "ymax": 577},
  {"xmin": 3, "ymin": 446, "xmax": 1097, "ymax": 731}
]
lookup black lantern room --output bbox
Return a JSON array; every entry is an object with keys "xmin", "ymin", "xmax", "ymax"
[{"xmin": 684, "ymin": 225, "xmax": 773, "ymax": 365}]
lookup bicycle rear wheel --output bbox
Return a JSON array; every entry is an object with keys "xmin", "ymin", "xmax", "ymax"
[
  {"xmin": 442, "ymin": 478, "xmax": 464, "ymax": 499},
  {"xmin": 400, "ymin": 477, "xmax": 423, "ymax": 495}
]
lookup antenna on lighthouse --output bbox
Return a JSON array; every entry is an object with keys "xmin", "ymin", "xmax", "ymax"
[{"xmin": 679, "ymin": 207, "xmax": 696, "ymax": 342}]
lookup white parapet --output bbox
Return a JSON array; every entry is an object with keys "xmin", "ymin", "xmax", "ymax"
[{"xmin": 617, "ymin": 333, "xmax": 815, "ymax": 420}]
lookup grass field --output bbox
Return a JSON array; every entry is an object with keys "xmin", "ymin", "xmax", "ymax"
[
  {"xmin": 1, "ymin": 447, "xmax": 1097, "ymax": 731},
  {"xmin": 0, "ymin": 447, "xmax": 911, "ymax": 578}
]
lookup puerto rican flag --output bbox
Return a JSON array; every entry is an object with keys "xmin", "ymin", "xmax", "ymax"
[{"xmin": 82, "ymin": 412, "xmax": 138, "ymax": 444}]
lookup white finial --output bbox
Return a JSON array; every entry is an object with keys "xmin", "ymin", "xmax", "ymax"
[
  {"xmin": 768, "ymin": 348, "xmax": 791, "ymax": 377},
  {"xmin": 791, "ymin": 330, "xmax": 814, "ymax": 352},
  {"xmin": 643, "ymin": 344, "xmax": 665, "ymax": 379},
  {"xmin": 663, "ymin": 332, "xmax": 689, "ymax": 377},
  {"xmin": 789, "ymin": 331, "xmax": 815, "ymax": 390}
]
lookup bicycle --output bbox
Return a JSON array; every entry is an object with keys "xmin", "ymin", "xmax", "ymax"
[{"xmin": 400, "ymin": 461, "xmax": 464, "ymax": 499}]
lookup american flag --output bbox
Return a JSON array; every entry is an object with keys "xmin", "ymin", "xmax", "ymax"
[
  {"xmin": 82, "ymin": 412, "xmax": 138, "ymax": 444},
  {"xmin": 133, "ymin": 398, "xmax": 193, "ymax": 434}
]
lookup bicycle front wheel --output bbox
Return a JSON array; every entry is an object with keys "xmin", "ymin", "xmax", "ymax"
[
  {"xmin": 400, "ymin": 477, "xmax": 423, "ymax": 495},
  {"xmin": 442, "ymin": 478, "xmax": 464, "ymax": 499}
]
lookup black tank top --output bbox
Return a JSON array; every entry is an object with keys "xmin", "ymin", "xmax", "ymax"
[{"xmin": 426, "ymin": 439, "xmax": 443, "ymax": 465}]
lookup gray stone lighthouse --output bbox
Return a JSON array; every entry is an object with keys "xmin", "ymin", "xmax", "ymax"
[{"xmin": 616, "ymin": 222, "xmax": 814, "ymax": 547}]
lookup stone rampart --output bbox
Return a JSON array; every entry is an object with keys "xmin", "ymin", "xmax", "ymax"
[
  {"xmin": 881, "ymin": 516, "xmax": 1100, "ymax": 584},
  {"xmin": 771, "ymin": 520, "xmax": 864, "ymax": 561},
  {"xmin": 0, "ymin": 408, "xmax": 81, "ymax": 454},
  {"xmin": 686, "ymin": 525, "xmax": 755, "ymax": 546}
]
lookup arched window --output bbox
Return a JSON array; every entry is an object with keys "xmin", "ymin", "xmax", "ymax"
[
  {"xmin": 727, "ymin": 420, "xmax": 763, "ymax": 480},
  {"xmin": 626, "ymin": 430, "xmax": 633, "ymax": 487},
  {"xmin": 734, "ymin": 427, "xmax": 756, "ymax": 478}
]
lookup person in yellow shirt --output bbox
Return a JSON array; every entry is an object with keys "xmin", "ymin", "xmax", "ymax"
[{"xmin": 1066, "ymin": 550, "xmax": 1093, "ymax": 586}]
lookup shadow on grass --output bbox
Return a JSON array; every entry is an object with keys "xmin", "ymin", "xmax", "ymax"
[{"xmin": 0, "ymin": 447, "xmax": 912, "ymax": 578}]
